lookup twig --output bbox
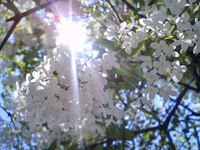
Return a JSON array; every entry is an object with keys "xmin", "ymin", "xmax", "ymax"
[
  {"xmin": 193, "ymin": 126, "xmax": 200, "ymax": 149},
  {"xmin": 105, "ymin": 0, "xmax": 122, "ymax": 23},
  {"xmin": 0, "ymin": 105, "xmax": 16, "ymax": 129},
  {"xmin": 178, "ymin": 103, "xmax": 200, "ymax": 116},
  {"xmin": 164, "ymin": 129, "xmax": 176, "ymax": 150},
  {"xmin": 6, "ymin": 0, "xmax": 62, "ymax": 22},
  {"xmin": 178, "ymin": 82, "xmax": 199, "ymax": 92},
  {"xmin": 0, "ymin": 105, "xmax": 20, "ymax": 148},
  {"xmin": 162, "ymin": 79, "xmax": 193, "ymax": 129},
  {"xmin": 0, "ymin": 0, "xmax": 61, "ymax": 51},
  {"xmin": 159, "ymin": 75, "xmax": 199, "ymax": 92},
  {"xmin": 121, "ymin": 0, "xmax": 145, "ymax": 18},
  {"xmin": 0, "ymin": 18, "xmax": 20, "ymax": 51},
  {"xmin": 133, "ymin": 125, "xmax": 160, "ymax": 135},
  {"xmin": 162, "ymin": 87, "xmax": 188, "ymax": 128},
  {"xmin": 84, "ymin": 138, "xmax": 114, "ymax": 149},
  {"xmin": 123, "ymin": 118, "xmax": 125, "ymax": 150}
]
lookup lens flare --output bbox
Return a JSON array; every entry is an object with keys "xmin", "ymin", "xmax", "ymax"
[{"xmin": 57, "ymin": 18, "xmax": 86, "ymax": 51}]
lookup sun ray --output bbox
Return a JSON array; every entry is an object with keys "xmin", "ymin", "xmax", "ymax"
[
  {"xmin": 56, "ymin": 18, "xmax": 86, "ymax": 51},
  {"xmin": 54, "ymin": 0, "xmax": 87, "ymax": 141}
]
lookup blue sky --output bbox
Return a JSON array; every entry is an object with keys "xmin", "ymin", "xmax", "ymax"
[{"xmin": 0, "ymin": 76, "xmax": 10, "ymax": 122}]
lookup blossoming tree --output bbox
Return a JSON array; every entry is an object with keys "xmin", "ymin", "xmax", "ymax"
[{"xmin": 0, "ymin": 0, "xmax": 200, "ymax": 149}]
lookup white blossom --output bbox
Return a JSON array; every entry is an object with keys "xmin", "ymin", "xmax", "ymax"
[
  {"xmin": 153, "ymin": 55, "xmax": 171, "ymax": 74},
  {"xmin": 176, "ymin": 12, "xmax": 191, "ymax": 31},
  {"xmin": 164, "ymin": 0, "xmax": 186, "ymax": 15},
  {"xmin": 168, "ymin": 60, "xmax": 187, "ymax": 82},
  {"xmin": 12, "ymin": 45, "xmax": 124, "ymax": 139},
  {"xmin": 143, "ymin": 85, "xmax": 159, "ymax": 100},
  {"xmin": 140, "ymin": 56, "xmax": 153, "ymax": 69},
  {"xmin": 160, "ymin": 87, "xmax": 177, "ymax": 100}
]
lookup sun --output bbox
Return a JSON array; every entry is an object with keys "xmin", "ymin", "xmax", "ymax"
[{"xmin": 56, "ymin": 18, "xmax": 87, "ymax": 51}]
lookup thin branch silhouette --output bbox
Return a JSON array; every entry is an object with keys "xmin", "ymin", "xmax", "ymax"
[{"xmin": 0, "ymin": 0, "xmax": 62, "ymax": 51}]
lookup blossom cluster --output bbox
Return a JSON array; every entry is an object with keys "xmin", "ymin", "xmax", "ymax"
[
  {"xmin": 5, "ymin": 0, "xmax": 199, "ymax": 148},
  {"xmin": 12, "ymin": 44, "xmax": 122, "ymax": 141},
  {"xmin": 105, "ymin": 0, "xmax": 199, "ymax": 103}
]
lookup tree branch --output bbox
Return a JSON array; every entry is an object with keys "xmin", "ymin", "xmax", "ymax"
[
  {"xmin": 0, "ymin": 105, "xmax": 16, "ymax": 129},
  {"xmin": 133, "ymin": 126, "xmax": 160, "ymax": 135},
  {"xmin": 179, "ymin": 103, "xmax": 200, "ymax": 117},
  {"xmin": 193, "ymin": 125, "xmax": 200, "ymax": 149},
  {"xmin": 162, "ymin": 87, "xmax": 188, "ymax": 128},
  {"xmin": 178, "ymin": 82, "xmax": 199, "ymax": 92},
  {"xmin": 0, "ymin": 18, "xmax": 20, "ymax": 51},
  {"xmin": 0, "ymin": 0, "xmax": 61, "ymax": 51},
  {"xmin": 164, "ymin": 129, "xmax": 176, "ymax": 150},
  {"xmin": 121, "ymin": 0, "xmax": 145, "ymax": 18},
  {"xmin": 0, "ymin": 105, "xmax": 20, "ymax": 148},
  {"xmin": 6, "ymin": 0, "xmax": 62, "ymax": 22},
  {"xmin": 159, "ymin": 75, "xmax": 199, "ymax": 92},
  {"xmin": 106, "ymin": 0, "xmax": 122, "ymax": 23},
  {"xmin": 84, "ymin": 138, "xmax": 114, "ymax": 149}
]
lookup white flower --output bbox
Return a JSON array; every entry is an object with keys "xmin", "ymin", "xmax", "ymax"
[
  {"xmin": 118, "ymin": 21, "xmax": 129, "ymax": 34},
  {"xmin": 168, "ymin": 60, "xmax": 187, "ymax": 82},
  {"xmin": 135, "ymin": 28, "xmax": 146, "ymax": 42},
  {"xmin": 12, "ymin": 43, "xmax": 124, "ymax": 138},
  {"xmin": 143, "ymin": 85, "xmax": 159, "ymax": 100},
  {"xmin": 99, "ymin": 50, "xmax": 120, "ymax": 70},
  {"xmin": 193, "ymin": 42, "xmax": 200, "ymax": 54},
  {"xmin": 121, "ymin": 31, "xmax": 139, "ymax": 54},
  {"xmin": 104, "ymin": 24, "xmax": 119, "ymax": 37},
  {"xmin": 153, "ymin": 55, "xmax": 171, "ymax": 74},
  {"xmin": 165, "ymin": 44, "xmax": 179, "ymax": 57},
  {"xmin": 164, "ymin": 0, "xmax": 186, "ymax": 15},
  {"xmin": 160, "ymin": 87, "xmax": 177, "ymax": 100},
  {"xmin": 172, "ymin": 32, "xmax": 193, "ymax": 52},
  {"xmin": 118, "ymin": 17, "xmax": 137, "ymax": 35},
  {"xmin": 144, "ymin": 69, "xmax": 160, "ymax": 85},
  {"xmin": 140, "ymin": 56, "xmax": 153, "ymax": 69},
  {"xmin": 176, "ymin": 12, "xmax": 191, "ymax": 31},
  {"xmin": 151, "ymin": 41, "xmax": 168, "ymax": 57}
]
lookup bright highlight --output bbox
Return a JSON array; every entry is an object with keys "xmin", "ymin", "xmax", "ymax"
[{"xmin": 57, "ymin": 19, "xmax": 86, "ymax": 50}]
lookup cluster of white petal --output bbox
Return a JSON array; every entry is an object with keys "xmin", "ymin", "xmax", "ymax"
[
  {"xmin": 12, "ymin": 44, "xmax": 122, "ymax": 140},
  {"xmin": 105, "ymin": 0, "xmax": 199, "ymax": 104}
]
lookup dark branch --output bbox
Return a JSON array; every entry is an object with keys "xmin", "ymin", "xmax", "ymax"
[
  {"xmin": 106, "ymin": 0, "xmax": 122, "ymax": 23},
  {"xmin": 84, "ymin": 138, "xmax": 114, "ymax": 150},
  {"xmin": 159, "ymin": 75, "xmax": 199, "ymax": 92},
  {"xmin": 133, "ymin": 126, "xmax": 160, "ymax": 135},
  {"xmin": 179, "ymin": 103, "xmax": 200, "ymax": 117},
  {"xmin": 0, "ymin": 0, "xmax": 61, "ymax": 51},
  {"xmin": 6, "ymin": 0, "xmax": 62, "ymax": 22},
  {"xmin": 0, "ymin": 18, "xmax": 20, "ymax": 51},
  {"xmin": 177, "ymin": 82, "xmax": 199, "ymax": 92},
  {"xmin": 0, "ymin": 105, "xmax": 16, "ymax": 129},
  {"xmin": 121, "ymin": 0, "xmax": 145, "ymax": 18},
  {"xmin": 162, "ymin": 87, "xmax": 188, "ymax": 128},
  {"xmin": 164, "ymin": 129, "xmax": 176, "ymax": 150},
  {"xmin": 194, "ymin": 126, "xmax": 200, "ymax": 149}
]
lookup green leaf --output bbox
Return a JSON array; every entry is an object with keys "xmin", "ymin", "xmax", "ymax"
[
  {"xmin": 106, "ymin": 123, "xmax": 121, "ymax": 139},
  {"xmin": 132, "ymin": 41, "xmax": 144, "ymax": 58},
  {"xmin": 144, "ymin": 133, "xmax": 150, "ymax": 139},
  {"xmin": 47, "ymin": 139, "xmax": 57, "ymax": 150},
  {"xmin": 106, "ymin": 123, "xmax": 135, "ymax": 140},
  {"xmin": 125, "ymin": 129, "xmax": 135, "ymax": 140},
  {"xmin": 93, "ymin": 38, "xmax": 118, "ymax": 52}
]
